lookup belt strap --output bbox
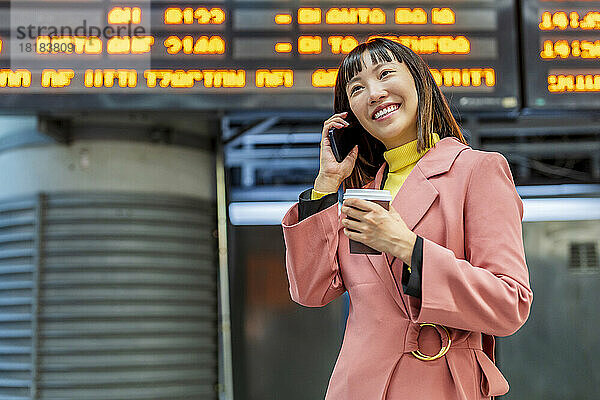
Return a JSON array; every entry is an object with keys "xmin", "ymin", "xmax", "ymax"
[{"xmin": 404, "ymin": 323, "xmax": 483, "ymax": 361}]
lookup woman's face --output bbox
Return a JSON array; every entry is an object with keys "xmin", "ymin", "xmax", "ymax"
[{"xmin": 346, "ymin": 50, "xmax": 419, "ymax": 150}]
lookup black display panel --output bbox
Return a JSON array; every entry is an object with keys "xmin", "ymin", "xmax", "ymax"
[
  {"xmin": 522, "ymin": 0, "xmax": 600, "ymax": 109},
  {"xmin": 0, "ymin": 0, "xmax": 519, "ymax": 112}
]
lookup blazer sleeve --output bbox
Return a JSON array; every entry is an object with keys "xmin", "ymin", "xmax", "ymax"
[
  {"xmin": 405, "ymin": 152, "xmax": 533, "ymax": 337},
  {"xmin": 282, "ymin": 189, "xmax": 346, "ymax": 307},
  {"xmin": 298, "ymin": 188, "xmax": 339, "ymax": 221},
  {"xmin": 401, "ymin": 235, "xmax": 424, "ymax": 298}
]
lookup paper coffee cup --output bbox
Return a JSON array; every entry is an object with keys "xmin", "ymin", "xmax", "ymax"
[{"xmin": 343, "ymin": 189, "xmax": 393, "ymax": 254}]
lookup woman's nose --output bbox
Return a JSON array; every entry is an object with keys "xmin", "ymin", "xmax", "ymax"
[{"xmin": 368, "ymin": 87, "xmax": 387, "ymax": 104}]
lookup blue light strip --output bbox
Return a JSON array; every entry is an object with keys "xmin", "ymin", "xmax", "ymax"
[
  {"xmin": 229, "ymin": 195, "xmax": 600, "ymax": 225},
  {"xmin": 229, "ymin": 201, "xmax": 296, "ymax": 225},
  {"xmin": 516, "ymin": 184, "xmax": 600, "ymax": 197},
  {"xmin": 521, "ymin": 198, "xmax": 600, "ymax": 222}
]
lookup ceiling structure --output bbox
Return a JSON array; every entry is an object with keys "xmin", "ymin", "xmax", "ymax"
[{"xmin": 223, "ymin": 110, "xmax": 600, "ymax": 202}]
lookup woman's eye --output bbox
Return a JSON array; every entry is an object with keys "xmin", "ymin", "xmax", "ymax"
[
  {"xmin": 380, "ymin": 70, "xmax": 393, "ymax": 78},
  {"xmin": 350, "ymin": 86, "xmax": 363, "ymax": 95}
]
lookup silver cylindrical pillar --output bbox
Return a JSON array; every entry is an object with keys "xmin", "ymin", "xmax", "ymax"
[{"xmin": 0, "ymin": 139, "xmax": 220, "ymax": 400}]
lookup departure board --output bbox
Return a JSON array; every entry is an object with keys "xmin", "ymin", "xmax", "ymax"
[
  {"xmin": 0, "ymin": 1, "xmax": 519, "ymax": 111},
  {"xmin": 522, "ymin": 0, "xmax": 600, "ymax": 109}
]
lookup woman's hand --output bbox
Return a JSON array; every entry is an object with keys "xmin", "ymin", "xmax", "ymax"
[
  {"xmin": 341, "ymin": 198, "xmax": 417, "ymax": 265},
  {"xmin": 314, "ymin": 112, "xmax": 359, "ymax": 193}
]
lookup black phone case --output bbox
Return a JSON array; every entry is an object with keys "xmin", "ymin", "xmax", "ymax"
[
  {"xmin": 328, "ymin": 127, "xmax": 357, "ymax": 163},
  {"xmin": 327, "ymin": 129, "xmax": 343, "ymax": 162}
]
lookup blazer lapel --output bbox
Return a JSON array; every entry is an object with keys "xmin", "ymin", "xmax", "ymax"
[
  {"xmin": 363, "ymin": 137, "xmax": 470, "ymax": 313},
  {"xmin": 391, "ymin": 164, "xmax": 438, "ymax": 231},
  {"xmin": 364, "ymin": 162, "xmax": 409, "ymax": 315}
]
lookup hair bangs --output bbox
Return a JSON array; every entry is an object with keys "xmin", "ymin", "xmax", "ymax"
[{"xmin": 338, "ymin": 40, "xmax": 398, "ymax": 90}]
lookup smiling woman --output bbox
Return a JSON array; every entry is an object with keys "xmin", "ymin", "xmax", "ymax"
[
  {"xmin": 281, "ymin": 38, "xmax": 533, "ymax": 400},
  {"xmin": 333, "ymin": 38, "xmax": 466, "ymax": 190}
]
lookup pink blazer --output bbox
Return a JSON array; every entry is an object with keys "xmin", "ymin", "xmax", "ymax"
[{"xmin": 281, "ymin": 137, "xmax": 533, "ymax": 400}]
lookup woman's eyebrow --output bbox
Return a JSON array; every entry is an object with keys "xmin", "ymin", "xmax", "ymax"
[
  {"xmin": 347, "ymin": 75, "xmax": 362, "ymax": 86},
  {"xmin": 347, "ymin": 61, "xmax": 396, "ymax": 87},
  {"xmin": 373, "ymin": 62, "xmax": 394, "ymax": 70}
]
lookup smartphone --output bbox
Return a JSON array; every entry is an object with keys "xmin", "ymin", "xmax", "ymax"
[{"xmin": 328, "ymin": 125, "xmax": 360, "ymax": 163}]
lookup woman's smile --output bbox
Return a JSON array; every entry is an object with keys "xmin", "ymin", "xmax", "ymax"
[{"xmin": 372, "ymin": 103, "xmax": 401, "ymax": 121}]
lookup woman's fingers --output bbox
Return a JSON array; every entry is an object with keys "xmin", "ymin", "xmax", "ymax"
[
  {"xmin": 341, "ymin": 204, "xmax": 369, "ymax": 219},
  {"xmin": 327, "ymin": 115, "xmax": 349, "ymax": 125},
  {"xmin": 330, "ymin": 120, "xmax": 348, "ymax": 128},
  {"xmin": 328, "ymin": 111, "xmax": 348, "ymax": 120},
  {"xmin": 321, "ymin": 112, "xmax": 349, "ymax": 138},
  {"xmin": 343, "ymin": 199, "xmax": 373, "ymax": 212},
  {"xmin": 324, "ymin": 119, "xmax": 349, "ymax": 133},
  {"xmin": 341, "ymin": 218, "xmax": 361, "ymax": 233}
]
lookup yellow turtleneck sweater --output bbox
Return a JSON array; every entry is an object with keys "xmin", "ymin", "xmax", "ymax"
[{"xmin": 311, "ymin": 132, "xmax": 441, "ymax": 200}]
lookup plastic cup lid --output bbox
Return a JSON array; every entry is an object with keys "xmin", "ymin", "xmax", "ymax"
[{"xmin": 343, "ymin": 189, "xmax": 392, "ymax": 201}]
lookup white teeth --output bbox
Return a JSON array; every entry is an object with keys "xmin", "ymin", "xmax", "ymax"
[{"xmin": 374, "ymin": 104, "xmax": 399, "ymax": 119}]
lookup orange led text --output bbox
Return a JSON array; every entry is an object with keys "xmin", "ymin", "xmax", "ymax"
[
  {"xmin": 41, "ymin": 69, "xmax": 74, "ymax": 88},
  {"xmin": 395, "ymin": 8, "xmax": 455, "ymax": 25},
  {"xmin": 370, "ymin": 35, "xmax": 470, "ymax": 54},
  {"xmin": 0, "ymin": 69, "xmax": 31, "ymax": 87},
  {"xmin": 275, "ymin": 14, "xmax": 292, "ymax": 24},
  {"xmin": 144, "ymin": 69, "xmax": 245, "ymax": 88},
  {"xmin": 430, "ymin": 68, "xmax": 495, "ymax": 87},
  {"xmin": 540, "ymin": 39, "xmax": 600, "ymax": 59},
  {"xmin": 164, "ymin": 7, "xmax": 225, "ymax": 25},
  {"xmin": 298, "ymin": 36, "xmax": 322, "ymax": 54},
  {"xmin": 108, "ymin": 7, "xmax": 142, "ymax": 24},
  {"xmin": 326, "ymin": 8, "xmax": 385, "ymax": 24},
  {"xmin": 298, "ymin": 8, "xmax": 321, "ymax": 24},
  {"xmin": 312, "ymin": 69, "xmax": 338, "ymax": 87},
  {"xmin": 539, "ymin": 11, "xmax": 600, "ymax": 30},
  {"xmin": 548, "ymin": 74, "xmax": 600, "ymax": 92},
  {"xmin": 164, "ymin": 36, "xmax": 225, "ymax": 54},
  {"xmin": 432, "ymin": 8, "xmax": 455, "ymax": 24},
  {"xmin": 107, "ymin": 36, "xmax": 154, "ymax": 54},
  {"xmin": 275, "ymin": 42, "xmax": 292, "ymax": 53},
  {"xmin": 395, "ymin": 8, "xmax": 427, "ymax": 24},
  {"xmin": 256, "ymin": 69, "xmax": 293, "ymax": 88},
  {"xmin": 84, "ymin": 69, "xmax": 138, "ymax": 87},
  {"xmin": 328, "ymin": 36, "xmax": 359, "ymax": 54}
]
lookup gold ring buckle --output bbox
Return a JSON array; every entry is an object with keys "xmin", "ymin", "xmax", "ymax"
[{"xmin": 411, "ymin": 323, "xmax": 452, "ymax": 361}]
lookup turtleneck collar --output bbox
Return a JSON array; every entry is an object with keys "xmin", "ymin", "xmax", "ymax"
[{"xmin": 383, "ymin": 132, "xmax": 441, "ymax": 172}]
